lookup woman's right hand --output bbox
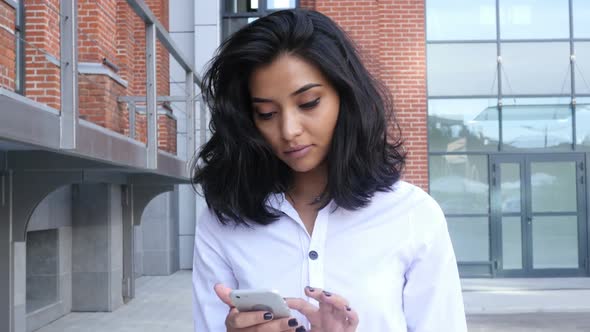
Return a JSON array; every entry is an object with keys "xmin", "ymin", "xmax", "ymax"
[{"xmin": 215, "ymin": 284, "xmax": 306, "ymax": 332}]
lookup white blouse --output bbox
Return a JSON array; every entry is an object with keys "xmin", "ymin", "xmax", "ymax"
[{"xmin": 192, "ymin": 181, "xmax": 467, "ymax": 331}]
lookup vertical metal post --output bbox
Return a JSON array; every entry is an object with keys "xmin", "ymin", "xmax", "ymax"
[
  {"xmin": 186, "ymin": 73, "xmax": 195, "ymax": 160},
  {"xmin": 199, "ymin": 96, "xmax": 207, "ymax": 146},
  {"xmin": 60, "ymin": 0, "xmax": 78, "ymax": 149},
  {"xmin": 129, "ymin": 101, "xmax": 136, "ymax": 140},
  {"xmin": 121, "ymin": 185, "xmax": 135, "ymax": 302},
  {"xmin": 146, "ymin": 23, "xmax": 158, "ymax": 168},
  {"xmin": 0, "ymin": 171, "xmax": 13, "ymax": 332}
]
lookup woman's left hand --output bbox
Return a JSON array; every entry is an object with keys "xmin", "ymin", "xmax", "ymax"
[{"xmin": 286, "ymin": 287, "xmax": 359, "ymax": 332}]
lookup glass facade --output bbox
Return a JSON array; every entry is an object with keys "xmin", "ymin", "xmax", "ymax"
[
  {"xmin": 426, "ymin": 0, "xmax": 589, "ymax": 276},
  {"xmin": 222, "ymin": 0, "xmax": 298, "ymax": 39}
]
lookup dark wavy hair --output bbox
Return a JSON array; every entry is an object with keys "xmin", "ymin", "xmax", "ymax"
[{"xmin": 192, "ymin": 9, "xmax": 405, "ymax": 226}]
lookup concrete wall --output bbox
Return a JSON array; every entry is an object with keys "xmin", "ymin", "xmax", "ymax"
[
  {"xmin": 25, "ymin": 186, "xmax": 73, "ymax": 332},
  {"xmin": 168, "ymin": 0, "xmax": 221, "ymax": 271},
  {"xmin": 138, "ymin": 190, "xmax": 179, "ymax": 275}
]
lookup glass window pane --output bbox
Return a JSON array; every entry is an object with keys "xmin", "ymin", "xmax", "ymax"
[
  {"xmin": 428, "ymin": 99, "xmax": 499, "ymax": 152},
  {"xmin": 499, "ymin": 0, "xmax": 569, "ymax": 39},
  {"xmin": 430, "ymin": 155, "xmax": 489, "ymax": 214},
  {"xmin": 426, "ymin": 0, "xmax": 496, "ymax": 41},
  {"xmin": 447, "ymin": 217, "xmax": 490, "ymax": 262},
  {"xmin": 532, "ymin": 216, "xmax": 579, "ymax": 269},
  {"xmin": 502, "ymin": 216, "xmax": 523, "ymax": 269},
  {"xmin": 531, "ymin": 161, "xmax": 577, "ymax": 213},
  {"xmin": 501, "ymin": 98, "xmax": 573, "ymax": 151},
  {"xmin": 577, "ymin": 98, "xmax": 590, "ymax": 147},
  {"xmin": 501, "ymin": 42, "xmax": 571, "ymax": 95},
  {"xmin": 224, "ymin": 0, "xmax": 258, "ymax": 13},
  {"xmin": 500, "ymin": 163, "xmax": 521, "ymax": 213},
  {"xmin": 267, "ymin": 0, "xmax": 296, "ymax": 9},
  {"xmin": 427, "ymin": 43, "xmax": 498, "ymax": 96},
  {"xmin": 573, "ymin": 0, "xmax": 590, "ymax": 38},
  {"xmin": 26, "ymin": 230, "xmax": 59, "ymax": 313},
  {"xmin": 575, "ymin": 42, "xmax": 590, "ymax": 95}
]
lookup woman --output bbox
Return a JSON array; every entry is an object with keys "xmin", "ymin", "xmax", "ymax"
[{"xmin": 192, "ymin": 9, "xmax": 466, "ymax": 332}]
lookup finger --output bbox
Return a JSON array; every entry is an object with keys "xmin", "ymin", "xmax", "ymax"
[
  {"xmin": 214, "ymin": 283, "xmax": 234, "ymax": 307},
  {"xmin": 305, "ymin": 286, "xmax": 349, "ymax": 308},
  {"xmin": 285, "ymin": 297, "xmax": 319, "ymax": 318},
  {"xmin": 235, "ymin": 317, "xmax": 300, "ymax": 331},
  {"xmin": 344, "ymin": 306, "xmax": 360, "ymax": 331},
  {"xmin": 226, "ymin": 310, "xmax": 275, "ymax": 329}
]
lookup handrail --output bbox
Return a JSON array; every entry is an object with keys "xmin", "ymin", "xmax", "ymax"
[{"xmin": 125, "ymin": 0, "xmax": 202, "ymax": 87}]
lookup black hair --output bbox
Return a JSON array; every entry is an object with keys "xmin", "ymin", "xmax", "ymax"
[{"xmin": 192, "ymin": 9, "xmax": 405, "ymax": 226}]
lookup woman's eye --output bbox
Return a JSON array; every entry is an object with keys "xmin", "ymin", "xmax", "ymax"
[
  {"xmin": 299, "ymin": 98, "xmax": 320, "ymax": 110},
  {"xmin": 256, "ymin": 112, "xmax": 275, "ymax": 120}
]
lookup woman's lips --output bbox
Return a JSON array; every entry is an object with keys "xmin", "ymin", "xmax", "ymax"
[{"xmin": 284, "ymin": 145, "xmax": 312, "ymax": 159}]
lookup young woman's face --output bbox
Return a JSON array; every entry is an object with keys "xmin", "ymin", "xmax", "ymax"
[{"xmin": 249, "ymin": 54, "xmax": 340, "ymax": 173}]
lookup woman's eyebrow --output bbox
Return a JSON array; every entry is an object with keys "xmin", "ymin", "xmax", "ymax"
[
  {"xmin": 251, "ymin": 83, "xmax": 322, "ymax": 103},
  {"xmin": 291, "ymin": 83, "xmax": 322, "ymax": 96}
]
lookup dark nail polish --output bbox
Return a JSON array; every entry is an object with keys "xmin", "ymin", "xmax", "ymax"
[
  {"xmin": 323, "ymin": 291, "xmax": 332, "ymax": 297},
  {"xmin": 306, "ymin": 286, "xmax": 315, "ymax": 292},
  {"xmin": 346, "ymin": 306, "xmax": 352, "ymax": 311},
  {"xmin": 263, "ymin": 312, "xmax": 273, "ymax": 320},
  {"xmin": 296, "ymin": 326, "xmax": 307, "ymax": 332},
  {"xmin": 288, "ymin": 318, "xmax": 299, "ymax": 327}
]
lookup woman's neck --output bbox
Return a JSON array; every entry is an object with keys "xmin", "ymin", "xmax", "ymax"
[{"xmin": 289, "ymin": 162, "xmax": 328, "ymax": 205}]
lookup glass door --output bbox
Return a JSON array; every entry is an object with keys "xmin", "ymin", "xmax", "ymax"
[{"xmin": 491, "ymin": 154, "xmax": 587, "ymax": 277}]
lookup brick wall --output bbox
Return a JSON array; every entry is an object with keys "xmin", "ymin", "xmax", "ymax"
[
  {"xmin": 24, "ymin": 0, "xmax": 61, "ymax": 110},
  {"xmin": 301, "ymin": 0, "xmax": 428, "ymax": 190},
  {"xmin": 0, "ymin": 1, "xmax": 16, "ymax": 91}
]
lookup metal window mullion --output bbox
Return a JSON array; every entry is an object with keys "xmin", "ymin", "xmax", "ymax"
[
  {"xmin": 569, "ymin": 0, "xmax": 577, "ymax": 150},
  {"xmin": 496, "ymin": 0, "xmax": 503, "ymax": 152},
  {"xmin": 199, "ymin": 96, "xmax": 207, "ymax": 146},
  {"xmin": 146, "ymin": 23, "xmax": 158, "ymax": 169},
  {"xmin": 60, "ymin": 0, "xmax": 78, "ymax": 149},
  {"xmin": 186, "ymin": 72, "xmax": 195, "ymax": 160}
]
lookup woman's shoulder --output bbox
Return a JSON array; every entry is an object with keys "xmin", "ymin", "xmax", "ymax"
[{"xmin": 373, "ymin": 180, "xmax": 446, "ymax": 232}]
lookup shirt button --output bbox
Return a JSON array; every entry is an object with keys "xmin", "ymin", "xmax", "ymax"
[{"xmin": 308, "ymin": 250, "xmax": 319, "ymax": 260}]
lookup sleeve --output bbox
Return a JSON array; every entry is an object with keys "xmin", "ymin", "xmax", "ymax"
[
  {"xmin": 402, "ymin": 195, "xmax": 467, "ymax": 332},
  {"xmin": 192, "ymin": 209, "xmax": 238, "ymax": 332}
]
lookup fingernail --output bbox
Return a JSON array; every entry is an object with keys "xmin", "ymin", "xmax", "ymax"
[
  {"xmin": 296, "ymin": 326, "xmax": 307, "ymax": 332},
  {"xmin": 306, "ymin": 286, "xmax": 315, "ymax": 292},
  {"xmin": 263, "ymin": 312, "xmax": 273, "ymax": 320},
  {"xmin": 346, "ymin": 305, "xmax": 352, "ymax": 311},
  {"xmin": 288, "ymin": 318, "xmax": 299, "ymax": 327},
  {"xmin": 323, "ymin": 291, "xmax": 332, "ymax": 297}
]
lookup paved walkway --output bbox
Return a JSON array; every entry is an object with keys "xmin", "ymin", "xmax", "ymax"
[
  {"xmin": 36, "ymin": 271, "xmax": 590, "ymax": 332},
  {"xmin": 37, "ymin": 271, "xmax": 194, "ymax": 332}
]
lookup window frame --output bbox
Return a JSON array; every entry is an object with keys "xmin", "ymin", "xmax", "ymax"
[{"xmin": 221, "ymin": 0, "xmax": 299, "ymax": 39}]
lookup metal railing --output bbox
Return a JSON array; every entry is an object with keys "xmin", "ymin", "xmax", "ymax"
[{"xmin": 56, "ymin": 0, "xmax": 202, "ymax": 168}]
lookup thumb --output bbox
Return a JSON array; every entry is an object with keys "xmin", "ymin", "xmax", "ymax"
[{"xmin": 214, "ymin": 283, "xmax": 234, "ymax": 307}]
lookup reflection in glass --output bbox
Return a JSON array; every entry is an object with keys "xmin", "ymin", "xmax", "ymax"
[
  {"xmin": 427, "ymin": 43, "xmax": 498, "ymax": 96},
  {"xmin": 224, "ymin": 0, "xmax": 258, "ymax": 13},
  {"xmin": 502, "ymin": 216, "xmax": 522, "ymax": 269},
  {"xmin": 27, "ymin": 230, "xmax": 59, "ymax": 313},
  {"xmin": 447, "ymin": 217, "xmax": 490, "ymax": 262},
  {"xmin": 500, "ymin": 100, "xmax": 573, "ymax": 151},
  {"xmin": 575, "ymin": 42, "xmax": 590, "ymax": 95},
  {"xmin": 573, "ymin": 0, "xmax": 590, "ymax": 38},
  {"xmin": 267, "ymin": 0, "xmax": 296, "ymax": 9},
  {"xmin": 531, "ymin": 161, "xmax": 577, "ymax": 213},
  {"xmin": 532, "ymin": 216, "xmax": 578, "ymax": 269},
  {"xmin": 577, "ymin": 99, "xmax": 590, "ymax": 147},
  {"xmin": 428, "ymin": 99, "xmax": 499, "ymax": 152},
  {"xmin": 500, "ymin": 163, "xmax": 521, "ymax": 213},
  {"xmin": 430, "ymin": 155, "xmax": 489, "ymax": 214},
  {"xmin": 222, "ymin": 17, "xmax": 258, "ymax": 39},
  {"xmin": 426, "ymin": 0, "xmax": 496, "ymax": 41},
  {"xmin": 499, "ymin": 0, "xmax": 569, "ymax": 39},
  {"xmin": 501, "ymin": 42, "xmax": 571, "ymax": 95}
]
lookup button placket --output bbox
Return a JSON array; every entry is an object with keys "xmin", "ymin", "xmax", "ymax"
[{"xmin": 307, "ymin": 206, "xmax": 329, "ymax": 289}]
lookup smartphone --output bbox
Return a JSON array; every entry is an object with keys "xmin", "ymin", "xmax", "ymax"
[{"xmin": 230, "ymin": 289, "xmax": 291, "ymax": 318}]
